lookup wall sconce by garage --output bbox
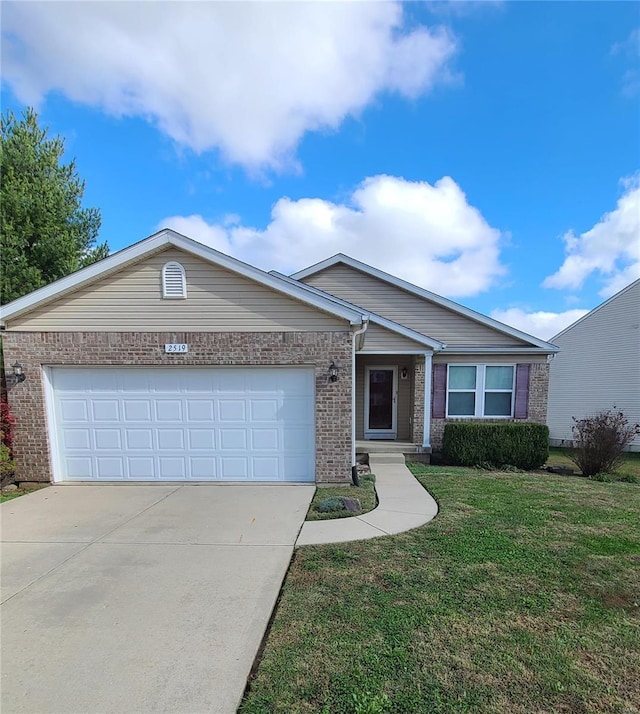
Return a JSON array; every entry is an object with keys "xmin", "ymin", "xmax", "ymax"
[
  {"xmin": 12, "ymin": 362, "xmax": 26, "ymax": 383},
  {"xmin": 400, "ymin": 367, "xmax": 408, "ymax": 380},
  {"xmin": 329, "ymin": 361, "xmax": 338, "ymax": 382}
]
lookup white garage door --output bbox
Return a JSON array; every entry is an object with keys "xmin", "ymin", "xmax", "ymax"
[{"xmin": 48, "ymin": 367, "xmax": 315, "ymax": 482}]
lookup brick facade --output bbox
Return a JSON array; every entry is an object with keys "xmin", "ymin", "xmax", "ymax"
[
  {"xmin": 429, "ymin": 361, "xmax": 550, "ymax": 451},
  {"xmin": 411, "ymin": 354, "xmax": 425, "ymax": 445},
  {"xmin": 2, "ymin": 331, "xmax": 353, "ymax": 484}
]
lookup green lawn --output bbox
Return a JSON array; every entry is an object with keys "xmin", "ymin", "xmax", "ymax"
[
  {"xmin": 241, "ymin": 464, "xmax": 640, "ymax": 714},
  {"xmin": 306, "ymin": 473, "xmax": 377, "ymax": 520},
  {"xmin": 0, "ymin": 489, "xmax": 29, "ymax": 503}
]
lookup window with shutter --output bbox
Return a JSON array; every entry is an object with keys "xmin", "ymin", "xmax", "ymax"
[{"xmin": 162, "ymin": 262, "xmax": 187, "ymax": 299}]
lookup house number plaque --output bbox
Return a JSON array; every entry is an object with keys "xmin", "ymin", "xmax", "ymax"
[{"xmin": 165, "ymin": 343, "xmax": 189, "ymax": 353}]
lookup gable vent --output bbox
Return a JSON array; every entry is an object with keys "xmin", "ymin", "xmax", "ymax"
[{"xmin": 162, "ymin": 261, "xmax": 187, "ymax": 299}]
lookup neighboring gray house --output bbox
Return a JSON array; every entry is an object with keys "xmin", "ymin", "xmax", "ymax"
[
  {"xmin": 547, "ymin": 278, "xmax": 640, "ymax": 451},
  {"xmin": 1, "ymin": 229, "xmax": 557, "ymax": 486}
]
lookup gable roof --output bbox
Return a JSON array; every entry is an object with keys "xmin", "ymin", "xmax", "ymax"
[
  {"xmin": 550, "ymin": 278, "xmax": 640, "ymax": 342},
  {"xmin": 291, "ymin": 253, "xmax": 559, "ymax": 352},
  {"xmin": 0, "ymin": 230, "xmax": 363, "ymax": 326},
  {"xmin": 270, "ymin": 270, "xmax": 445, "ymax": 351}
]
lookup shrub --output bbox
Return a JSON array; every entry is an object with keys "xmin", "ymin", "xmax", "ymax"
[
  {"xmin": 0, "ymin": 439, "xmax": 14, "ymax": 484},
  {"xmin": 0, "ymin": 388, "xmax": 16, "ymax": 486},
  {"xmin": 316, "ymin": 497, "xmax": 346, "ymax": 513},
  {"xmin": 0, "ymin": 390, "xmax": 14, "ymax": 449},
  {"xmin": 443, "ymin": 422, "xmax": 549, "ymax": 470},
  {"xmin": 569, "ymin": 409, "xmax": 640, "ymax": 477}
]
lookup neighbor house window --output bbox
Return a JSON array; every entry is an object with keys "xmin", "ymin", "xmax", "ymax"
[
  {"xmin": 162, "ymin": 261, "xmax": 187, "ymax": 298},
  {"xmin": 447, "ymin": 365, "xmax": 515, "ymax": 418}
]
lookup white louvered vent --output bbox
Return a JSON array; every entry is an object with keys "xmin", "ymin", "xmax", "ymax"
[{"xmin": 162, "ymin": 261, "xmax": 187, "ymax": 299}]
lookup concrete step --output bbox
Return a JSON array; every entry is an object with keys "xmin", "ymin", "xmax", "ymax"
[{"xmin": 369, "ymin": 453, "xmax": 407, "ymax": 466}]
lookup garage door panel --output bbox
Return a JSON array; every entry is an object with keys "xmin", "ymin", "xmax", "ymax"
[
  {"xmin": 123, "ymin": 400, "xmax": 151, "ymax": 421},
  {"xmin": 95, "ymin": 429, "xmax": 121, "ymax": 450},
  {"xmin": 190, "ymin": 457, "xmax": 216, "ymax": 479},
  {"xmin": 156, "ymin": 400, "xmax": 182, "ymax": 421},
  {"xmin": 51, "ymin": 367, "xmax": 315, "ymax": 482},
  {"xmin": 188, "ymin": 430, "xmax": 215, "ymax": 449},
  {"xmin": 128, "ymin": 458, "xmax": 156, "ymax": 479},
  {"xmin": 251, "ymin": 428, "xmax": 279, "ymax": 450},
  {"xmin": 60, "ymin": 400, "xmax": 88, "ymax": 421},
  {"xmin": 186, "ymin": 400, "xmax": 215, "ymax": 421},
  {"xmin": 126, "ymin": 429, "xmax": 154, "ymax": 450},
  {"xmin": 253, "ymin": 457, "xmax": 280, "ymax": 480},
  {"xmin": 157, "ymin": 457, "xmax": 185, "ymax": 479},
  {"xmin": 66, "ymin": 458, "xmax": 93, "ymax": 479},
  {"xmin": 221, "ymin": 457, "xmax": 248, "ymax": 479},
  {"xmin": 220, "ymin": 429, "xmax": 247, "ymax": 450},
  {"xmin": 96, "ymin": 458, "xmax": 124, "ymax": 479},
  {"xmin": 219, "ymin": 400, "xmax": 246, "ymax": 421},
  {"xmin": 63, "ymin": 429, "xmax": 91, "ymax": 450}
]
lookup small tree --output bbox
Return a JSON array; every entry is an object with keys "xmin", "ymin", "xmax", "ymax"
[
  {"xmin": 569, "ymin": 409, "xmax": 640, "ymax": 477},
  {"xmin": 1, "ymin": 108, "xmax": 107, "ymax": 304}
]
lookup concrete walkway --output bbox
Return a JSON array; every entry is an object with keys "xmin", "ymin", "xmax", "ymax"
[{"xmin": 296, "ymin": 454, "xmax": 438, "ymax": 546}]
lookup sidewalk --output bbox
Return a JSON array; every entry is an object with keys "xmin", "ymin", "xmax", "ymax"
[{"xmin": 296, "ymin": 454, "xmax": 438, "ymax": 547}]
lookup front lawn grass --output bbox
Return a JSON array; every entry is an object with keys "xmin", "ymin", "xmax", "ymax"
[
  {"xmin": 241, "ymin": 464, "xmax": 640, "ymax": 714},
  {"xmin": 547, "ymin": 447, "xmax": 640, "ymax": 481},
  {"xmin": 306, "ymin": 473, "xmax": 377, "ymax": 520},
  {"xmin": 0, "ymin": 489, "xmax": 29, "ymax": 503}
]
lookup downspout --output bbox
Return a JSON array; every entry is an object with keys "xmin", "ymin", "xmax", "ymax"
[{"xmin": 351, "ymin": 317, "xmax": 369, "ymax": 483}]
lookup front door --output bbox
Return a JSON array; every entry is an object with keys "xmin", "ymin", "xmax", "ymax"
[{"xmin": 364, "ymin": 366, "xmax": 397, "ymax": 439}]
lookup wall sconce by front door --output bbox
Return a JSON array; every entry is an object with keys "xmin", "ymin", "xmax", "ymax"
[
  {"xmin": 400, "ymin": 367, "xmax": 408, "ymax": 380},
  {"xmin": 329, "ymin": 361, "xmax": 338, "ymax": 382},
  {"xmin": 12, "ymin": 362, "xmax": 26, "ymax": 383}
]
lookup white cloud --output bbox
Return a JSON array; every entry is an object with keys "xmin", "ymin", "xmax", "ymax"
[
  {"xmin": 490, "ymin": 308, "xmax": 589, "ymax": 341},
  {"xmin": 542, "ymin": 175, "xmax": 640, "ymax": 298},
  {"xmin": 161, "ymin": 174, "xmax": 506, "ymax": 298},
  {"xmin": 611, "ymin": 28, "xmax": 640, "ymax": 97},
  {"xmin": 1, "ymin": 2, "xmax": 456, "ymax": 170}
]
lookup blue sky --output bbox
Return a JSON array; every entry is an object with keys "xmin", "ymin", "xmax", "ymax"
[{"xmin": 2, "ymin": 1, "xmax": 638, "ymax": 339}]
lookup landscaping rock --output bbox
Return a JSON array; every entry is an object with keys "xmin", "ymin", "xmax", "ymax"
[
  {"xmin": 341, "ymin": 497, "xmax": 361, "ymax": 513},
  {"xmin": 356, "ymin": 464, "xmax": 370, "ymax": 474},
  {"xmin": 546, "ymin": 466, "xmax": 576, "ymax": 476},
  {"xmin": 2, "ymin": 483, "xmax": 18, "ymax": 492}
]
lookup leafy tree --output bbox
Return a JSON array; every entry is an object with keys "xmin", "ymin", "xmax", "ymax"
[{"xmin": 1, "ymin": 107, "xmax": 108, "ymax": 304}]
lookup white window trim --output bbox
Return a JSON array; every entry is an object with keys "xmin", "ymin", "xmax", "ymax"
[
  {"xmin": 162, "ymin": 261, "xmax": 187, "ymax": 299},
  {"xmin": 446, "ymin": 364, "xmax": 515, "ymax": 419}
]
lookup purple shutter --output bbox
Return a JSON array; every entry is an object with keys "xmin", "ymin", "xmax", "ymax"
[
  {"xmin": 514, "ymin": 364, "xmax": 531, "ymax": 419},
  {"xmin": 432, "ymin": 364, "xmax": 447, "ymax": 418}
]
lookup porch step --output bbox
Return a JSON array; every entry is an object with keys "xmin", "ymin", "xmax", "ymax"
[
  {"xmin": 369, "ymin": 453, "xmax": 407, "ymax": 466},
  {"xmin": 356, "ymin": 441, "xmax": 424, "ymax": 454}
]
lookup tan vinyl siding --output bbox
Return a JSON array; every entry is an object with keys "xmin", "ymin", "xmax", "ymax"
[
  {"xmin": 356, "ymin": 355, "xmax": 412, "ymax": 441},
  {"xmin": 303, "ymin": 263, "xmax": 528, "ymax": 347},
  {"xmin": 360, "ymin": 323, "xmax": 428, "ymax": 352},
  {"xmin": 6, "ymin": 248, "xmax": 349, "ymax": 332},
  {"xmin": 547, "ymin": 280, "xmax": 640, "ymax": 450}
]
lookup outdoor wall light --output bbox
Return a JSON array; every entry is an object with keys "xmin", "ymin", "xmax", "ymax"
[
  {"xmin": 400, "ymin": 367, "xmax": 408, "ymax": 380},
  {"xmin": 329, "ymin": 361, "xmax": 338, "ymax": 382},
  {"xmin": 12, "ymin": 362, "xmax": 26, "ymax": 383}
]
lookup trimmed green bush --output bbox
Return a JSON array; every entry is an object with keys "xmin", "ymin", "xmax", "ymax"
[
  {"xmin": 316, "ymin": 497, "xmax": 346, "ymax": 513},
  {"xmin": 442, "ymin": 422, "xmax": 549, "ymax": 470}
]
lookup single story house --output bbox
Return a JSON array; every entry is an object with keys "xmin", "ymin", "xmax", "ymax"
[
  {"xmin": 0, "ymin": 229, "xmax": 558, "ymax": 485},
  {"xmin": 547, "ymin": 278, "xmax": 640, "ymax": 451}
]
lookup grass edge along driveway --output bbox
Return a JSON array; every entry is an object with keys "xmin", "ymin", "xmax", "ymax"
[{"xmin": 240, "ymin": 464, "xmax": 640, "ymax": 714}]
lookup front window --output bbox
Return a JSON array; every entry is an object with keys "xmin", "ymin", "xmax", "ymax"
[{"xmin": 447, "ymin": 365, "xmax": 514, "ymax": 418}]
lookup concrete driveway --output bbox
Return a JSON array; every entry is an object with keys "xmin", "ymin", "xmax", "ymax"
[{"xmin": 1, "ymin": 483, "xmax": 314, "ymax": 714}]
